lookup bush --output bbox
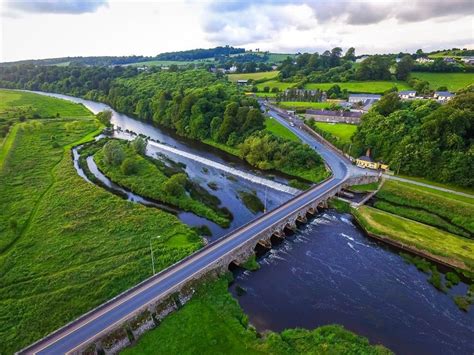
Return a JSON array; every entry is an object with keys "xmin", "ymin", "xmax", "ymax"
[
  {"xmin": 121, "ymin": 158, "xmax": 139, "ymax": 175},
  {"xmin": 103, "ymin": 140, "xmax": 125, "ymax": 166},
  {"xmin": 163, "ymin": 173, "xmax": 187, "ymax": 197},
  {"xmin": 131, "ymin": 137, "xmax": 147, "ymax": 155}
]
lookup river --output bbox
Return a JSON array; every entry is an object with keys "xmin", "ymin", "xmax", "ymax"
[
  {"xmin": 230, "ymin": 211, "xmax": 474, "ymax": 355},
  {"xmin": 35, "ymin": 91, "xmax": 473, "ymax": 354}
]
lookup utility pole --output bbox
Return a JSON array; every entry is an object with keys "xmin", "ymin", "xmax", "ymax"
[{"xmin": 150, "ymin": 236, "xmax": 161, "ymax": 275}]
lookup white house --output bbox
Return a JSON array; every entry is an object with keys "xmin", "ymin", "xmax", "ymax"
[
  {"xmin": 228, "ymin": 65, "xmax": 238, "ymax": 73},
  {"xmin": 416, "ymin": 57, "xmax": 434, "ymax": 64},
  {"xmin": 237, "ymin": 79, "xmax": 248, "ymax": 85},
  {"xmin": 398, "ymin": 90, "xmax": 417, "ymax": 99},
  {"xmin": 434, "ymin": 91, "xmax": 454, "ymax": 102}
]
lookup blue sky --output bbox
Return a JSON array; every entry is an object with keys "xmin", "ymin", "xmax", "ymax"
[{"xmin": 1, "ymin": 0, "xmax": 473, "ymax": 61}]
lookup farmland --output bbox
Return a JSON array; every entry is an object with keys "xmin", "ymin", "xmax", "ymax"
[
  {"xmin": 277, "ymin": 101, "xmax": 334, "ymax": 110},
  {"xmin": 228, "ymin": 70, "xmax": 279, "ymax": 82},
  {"xmin": 255, "ymin": 80, "xmax": 295, "ymax": 91},
  {"xmin": 0, "ymin": 93, "xmax": 202, "ymax": 353},
  {"xmin": 410, "ymin": 72, "xmax": 474, "ymax": 91},
  {"xmin": 304, "ymin": 81, "xmax": 411, "ymax": 93}
]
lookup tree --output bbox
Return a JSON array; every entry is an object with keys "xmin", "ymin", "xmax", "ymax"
[
  {"xmin": 131, "ymin": 136, "xmax": 147, "ymax": 155},
  {"xmin": 343, "ymin": 47, "xmax": 356, "ymax": 61},
  {"xmin": 330, "ymin": 47, "xmax": 343, "ymax": 67},
  {"xmin": 355, "ymin": 56, "xmax": 391, "ymax": 80},
  {"xmin": 396, "ymin": 55, "xmax": 414, "ymax": 80},
  {"xmin": 163, "ymin": 173, "xmax": 187, "ymax": 197},
  {"xmin": 375, "ymin": 92, "xmax": 401, "ymax": 116},
  {"xmin": 217, "ymin": 102, "xmax": 239, "ymax": 143},
  {"xmin": 96, "ymin": 110, "xmax": 112, "ymax": 127},
  {"xmin": 103, "ymin": 140, "xmax": 125, "ymax": 166},
  {"xmin": 121, "ymin": 158, "xmax": 139, "ymax": 175}
]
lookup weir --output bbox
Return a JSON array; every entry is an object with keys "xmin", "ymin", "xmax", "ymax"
[{"xmin": 148, "ymin": 141, "xmax": 301, "ymax": 195}]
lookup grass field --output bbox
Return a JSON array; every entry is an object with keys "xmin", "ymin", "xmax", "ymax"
[
  {"xmin": 0, "ymin": 94, "xmax": 202, "ymax": 353},
  {"xmin": 123, "ymin": 277, "xmax": 391, "ymax": 355},
  {"xmin": 228, "ymin": 71, "xmax": 279, "ymax": 82},
  {"xmin": 277, "ymin": 101, "xmax": 333, "ymax": 110},
  {"xmin": 353, "ymin": 206, "xmax": 474, "ymax": 271},
  {"xmin": 374, "ymin": 180, "xmax": 473, "ymax": 237},
  {"xmin": 93, "ymin": 140, "xmax": 230, "ymax": 226},
  {"xmin": 304, "ymin": 81, "xmax": 411, "ymax": 93},
  {"xmin": 255, "ymin": 80, "xmax": 295, "ymax": 92},
  {"xmin": 313, "ymin": 122, "xmax": 357, "ymax": 145},
  {"xmin": 410, "ymin": 72, "xmax": 474, "ymax": 91},
  {"xmin": 0, "ymin": 89, "xmax": 92, "ymax": 118},
  {"xmin": 394, "ymin": 175, "xmax": 474, "ymax": 195},
  {"xmin": 264, "ymin": 117, "xmax": 299, "ymax": 142}
]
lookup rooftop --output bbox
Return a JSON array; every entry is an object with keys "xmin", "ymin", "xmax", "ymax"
[
  {"xmin": 357, "ymin": 155, "xmax": 373, "ymax": 162},
  {"xmin": 349, "ymin": 94, "xmax": 382, "ymax": 99},
  {"xmin": 306, "ymin": 109, "xmax": 362, "ymax": 118},
  {"xmin": 435, "ymin": 91, "xmax": 454, "ymax": 97}
]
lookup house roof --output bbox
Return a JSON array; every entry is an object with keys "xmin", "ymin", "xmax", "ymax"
[
  {"xmin": 435, "ymin": 91, "xmax": 454, "ymax": 97},
  {"xmin": 306, "ymin": 109, "xmax": 362, "ymax": 118},
  {"xmin": 357, "ymin": 155, "xmax": 373, "ymax": 162},
  {"xmin": 398, "ymin": 90, "xmax": 416, "ymax": 95},
  {"xmin": 349, "ymin": 94, "xmax": 381, "ymax": 99}
]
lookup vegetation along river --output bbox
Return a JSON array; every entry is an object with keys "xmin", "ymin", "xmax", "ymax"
[{"xmin": 37, "ymin": 91, "xmax": 473, "ymax": 354}]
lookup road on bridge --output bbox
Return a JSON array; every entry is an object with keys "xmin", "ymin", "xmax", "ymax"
[{"xmin": 21, "ymin": 102, "xmax": 359, "ymax": 355}]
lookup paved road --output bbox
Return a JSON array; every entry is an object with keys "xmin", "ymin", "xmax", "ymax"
[{"xmin": 21, "ymin": 104, "xmax": 357, "ymax": 355}]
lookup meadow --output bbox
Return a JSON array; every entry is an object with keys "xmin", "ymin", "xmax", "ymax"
[
  {"xmin": 0, "ymin": 94, "xmax": 202, "ymax": 353},
  {"xmin": 277, "ymin": 101, "xmax": 333, "ymax": 110},
  {"xmin": 123, "ymin": 277, "xmax": 391, "ymax": 355},
  {"xmin": 313, "ymin": 122, "xmax": 357, "ymax": 145},
  {"xmin": 353, "ymin": 206, "xmax": 474, "ymax": 271},
  {"xmin": 264, "ymin": 117, "xmax": 299, "ymax": 142},
  {"xmin": 228, "ymin": 70, "xmax": 279, "ymax": 82},
  {"xmin": 410, "ymin": 72, "xmax": 474, "ymax": 91},
  {"xmin": 255, "ymin": 80, "xmax": 295, "ymax": 91},
  {"xmin": 304, "ymin": 81, "xmax": 411, "ymax": 93},
  {"xmin": 374, "ymin": 180, "xmax": 473, "ymax": 238}
]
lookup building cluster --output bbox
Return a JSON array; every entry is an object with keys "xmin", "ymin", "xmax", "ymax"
[
  {"xmin": 306, "ymin": 109, "xmax": 362, "ymax": 124},
  {"xmin": 398, "ymin": 90, "xmax": 454, "ymax": 103}
]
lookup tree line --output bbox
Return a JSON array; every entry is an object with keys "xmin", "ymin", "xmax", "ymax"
[{"xmin": 352, "ymin": 87, "xmax": 474, "ymax": 187}]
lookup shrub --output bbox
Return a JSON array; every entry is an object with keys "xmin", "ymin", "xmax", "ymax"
[
  {"xmin": 103, "ymin": 140, "xmax": 125, "ymax": 166},
  {"xmin": 131, "ymin": 137, "xmax": 147, "ymax": 155},
  {"xmin": 121, "ymin": 158, "xmax": 139, "ymax": 175},
  {"xmin": 163, "ymin": 173, "xmax": 187, "ymax": 197}
]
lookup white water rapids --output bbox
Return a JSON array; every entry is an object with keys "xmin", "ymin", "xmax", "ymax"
[{"xmin": 147, "ymin": 141, "xmax": 301, "ymax": 195}]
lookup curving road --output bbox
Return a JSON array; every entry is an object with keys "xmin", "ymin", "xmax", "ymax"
[{"xmin": 21, "ymin": 102, "xmax": 358, "ymax": 355}]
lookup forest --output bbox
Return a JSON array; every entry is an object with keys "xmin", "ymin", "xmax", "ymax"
[
  {"xmin": 352, "ymin": 87, "xmax": 474, "ymax": 187},
  {"xmin": 0, "ymin": 65, "xmax": 325, "ymax": 182}
]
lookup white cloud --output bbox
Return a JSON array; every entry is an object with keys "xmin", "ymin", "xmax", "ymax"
[{"xmin": 0, "ymin": 0, "xmax": 472, "ymax": 62}]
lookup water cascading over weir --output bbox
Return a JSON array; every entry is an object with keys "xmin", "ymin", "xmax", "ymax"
[{"xmin": 148, "ymin": 141, "xmax": 301, "ymax": 195}]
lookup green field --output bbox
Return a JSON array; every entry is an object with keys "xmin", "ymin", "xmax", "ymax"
[
  {"xmin": 0, "ymin": 94, "xmax": 202, "ymax": 353},
  {"xmin": 277, "ymin": 101, "xmax": 333, "ymax": 110},
  {"xmin": 123, "ymin": 277, "xmax": 391, "ymax": 355},
  {"xmin": 395, "ymin": 175, "xmax": 474, "ymax": 195},
  {"xmin": 314, "ymin": 122, "xmax": 357, "ymax": 145},
  {"xmin": 304, "ymin": 81, "xmax": 411, "ymax": 93},
  {"xmin": 264, "ymin": 117, "xmax": 299, "ymax": 142},
  {"xmin": 0, "ymin": 89, "xmax": 92, "ymax": 118},
  {"xmin": 128, "ymin": 59, "xmax": 214, "ymax": 67},
  {"xmin": 93, "ymin": 140, "xmax": 230, "ymax": 226},
  {"xmin": 410, "ymin": 72, "xmax": 474, "ymax": 91},
  {"xmin": 228, "ymin": 70, "xmax": 279, "ymax": 82},
  {"xmin": 374, "ymin": 180, "xmax": 473, "ymax": 237},
  {"xmin": 353, "ymin": 206, "xmax": 474, "ymax": 271},
  {"xmin": 255, "ymin": 80, "xmax": 295, "ymax": 92}
]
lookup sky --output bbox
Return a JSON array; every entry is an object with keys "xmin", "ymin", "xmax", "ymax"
[{"xmin": 0, "ymin": 0, "xmax": 473, "ymax": 62}]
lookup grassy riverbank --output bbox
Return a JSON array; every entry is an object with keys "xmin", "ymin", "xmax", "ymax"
[
  {"xmin": 123, "ymin": 277, "xmax": 391, "ymax": 355},
  {"xmin": 264, "ymin": 117, "xmax": 299, "ymax": 142},
  {"xmin": 93, "ymin": 140, "xmax": 231, "ymax": 227},
  {"xmin": 0, "ymin": 95, "xmax": 203, "ymax": 353},
  {"xmin": 353, "ymin": 206, "xmax": 474, "ymax": 271},
  {"xmin": 374, "ymin": 180, "xmax": 473, "ymax": 238}
]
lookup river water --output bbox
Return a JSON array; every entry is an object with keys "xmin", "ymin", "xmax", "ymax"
[
  {"xmin": 230, "ymin": 211, "xmax": 474, "ymax": 355},
  {"xmin": 35, "ymin": 91, "xmax": 473, "ymax": 354}
]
